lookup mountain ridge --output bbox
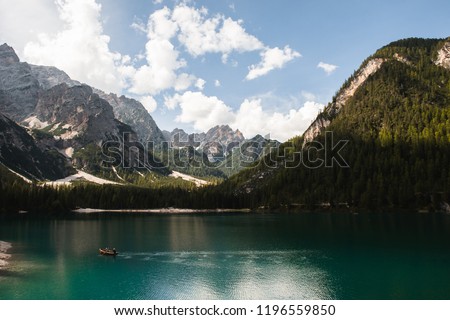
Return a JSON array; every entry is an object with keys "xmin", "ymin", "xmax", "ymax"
[
  {"xmin": 219, "ymin": 37, "xmax": 450, "ymax": 211},
  {"xmin": 0, "ymin": 43, "xmax": 272, "ymax": 183}
]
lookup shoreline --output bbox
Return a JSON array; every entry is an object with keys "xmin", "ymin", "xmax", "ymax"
[
  {"xmin": 72, "ymin": 208, "xmax": 252, "ymax": 214},
  {"xmin": 0, "ymin": 241, "xmax": 12, "ymax": 269}
]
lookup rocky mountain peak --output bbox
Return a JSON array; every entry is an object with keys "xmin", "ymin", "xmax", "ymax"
[
  {"xmin": 0, "ymin": 44, "xmax": 40, "ymax": 121},
  {"xmin": 96, "ymin": 90, "xmax": 166, "ymax": 145},
  {"xmin": 30, "ymin": 64, "xmax": 80, "ymax": 90},
  {"xmin": 0, "ymin": 43, "xmax": 20, "ymax": 66}
]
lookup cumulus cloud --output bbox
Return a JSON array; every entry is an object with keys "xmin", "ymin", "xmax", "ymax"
[
  {"xmin": 246, "ymin": 46, "xmax": 301, "ymax": 80},
  {"xmin": 234, "ymin": 99, "xmax": 323, "ymax": 141},
  {"xmin": 22, "ymin": 0, "xmax": 128, "ymax": 94},
  {"xmin": 172, "ymin": 4, "xmax": 264, "ymax": 58},
  {"xmin": 167, "ymin": 91, "xmax": 235, "ymax": 131},
  {"xmin": 140, "ymin": 96, "xmax": 158, "ymax": 113},
  {"xmin": 317, "ymin": 61, "xmax": 338, "ymax": 75},
  {"xmin": 195, "ymin": 78, "xmax": 206, "ymax": 90},
  {"xmin": 214, "ymin": 79, "xmax": 221, "ymax": 87},
  {"xmin": 165, "ymin": 92, "xmax": 323, "ymax": 141},
  {"xmin": 128, "ymin": 3, "xmax": 287, "ymax": 94},
  {"xmin": 0, "ymin": 0, "xmax": 61, "ymax": 53},
  {"xmin": 128, "ymin": 7, "xmax": 194, "ymax": 95}
]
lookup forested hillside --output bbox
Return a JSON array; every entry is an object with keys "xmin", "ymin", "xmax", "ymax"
[{"xmin": 219, "ymin": 38, "xmax": 450, "ymax": 211}]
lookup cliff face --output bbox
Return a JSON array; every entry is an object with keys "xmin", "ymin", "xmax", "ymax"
[
  {"xmin": 302, "ymin": 38, "xmax": 450, "ymax": 147},
  {"xmin": 33, "ymin": 83, "xmax": 124, "ymax": 147},
  {"xmin": 302, "ymin": 58, "xmax": 384, "ymax": 146},
  {"xmin": 0, "ymin": 44, "xmax": 40, "ymax": 121},
  {"xmin": 0, "ymin": 44, "xmax": 164, "ymax": 148},
  {"xmin": 0, "ymin": 44, "xmax": 146, "ymax": 179},
  {"xmin": 30, "ymin": 64, "xmax": 80, "ymax": 90},
  {"xmin": 97, "ymin": 91, "xmax": 166, "ymax": 146},
  {"xmin": 0, "ymin": 113, "xmax": 72, "ymax": 180},
  {"xmin": 435, "ymin": 39, "xmax": 450, "ymax": 69}
]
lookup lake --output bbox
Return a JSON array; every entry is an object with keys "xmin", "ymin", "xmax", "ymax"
[{"xmin": 1, "ymin": 212, "xmax": 450, "ymax": 299}]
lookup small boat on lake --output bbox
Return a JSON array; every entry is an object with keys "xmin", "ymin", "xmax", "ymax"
[{"xmin": 99, "ymin": 248, "xmax": 118, "ymax": 256}]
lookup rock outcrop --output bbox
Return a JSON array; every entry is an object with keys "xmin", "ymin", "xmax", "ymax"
[
  {"xmin": 435, "ymin": 39, "xmax": 450, "ymax": 69},
  {"xmin": 302, "ymin": 58, "xmax": 385, "ymax": 146},
  {"xmin": 96, "ymin": 91, "xmax": 166, "ymax": 146},
  {"xmin": 0, "ymin": 44, "xmax": 40, "ymax": 121},
  {"xmin": 30, "ymin": 64, "xmax": 80, "ymax": 90},
  {"xmin": 0, "ymin": 112, "xmax": 72, "ymax": 180}
]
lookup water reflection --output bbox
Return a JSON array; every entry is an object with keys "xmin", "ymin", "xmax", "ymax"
[
  {"xmin": 0, "ymin": 212, "xmax": 450, "ymax": 299},
  {"xmin": 118, "ymin": 250, "xmax": 334, "ymax": 299}
]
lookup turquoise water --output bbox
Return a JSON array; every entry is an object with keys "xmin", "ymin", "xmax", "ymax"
[{"xmin": 1, "ymin": 212, "xmax": 450, "ymax": 299}]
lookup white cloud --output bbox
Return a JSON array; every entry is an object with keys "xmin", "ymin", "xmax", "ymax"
[
  {"xmin": 0, "ymin": 0, "xmax": 61, "ymax": 54},
  {"xmin": 147, "ymin": 6, "xmax": 178, "ymax": 40},
  {"xmin": 168, "ymin": 91, "xmax": 235, "ymax": 131},
  {"xmin": 171, "ymin": 4, "xmax": 264, "ymax": 58},
  {"xmin": 317, "ymin": 61, "xmax": 338, "ymax": 75},
  {"xmin": 174, "ymin": 73, "xmax": 196, "ymax": 91},
  {"xmin": 195, "ymin": 78, "xmax": 206, "ymax": 90},
  {"xmin": 22, "ymin": 0, "xmax": 127, "ymax": 94},
  {"xmin": 140, "ymin": 96, "xmax": 158, "ymax": 113},
  {"xmin": 166, "ymin": 92, "xmax": 323, "ymax": 141},
  {"xmin": 301, "ymin": 90, "xmax": 316, "ymax": 101},
  {"xmin": 233, "ymin": 99, "xmax": 323, "ymax": 141},
  {"xmin": 128, "ymin": 6, "xmax": 198, "ymax": 95},
  {"xmin": 163, "ymin": 94, "xmax": 179, "ymax": 110},
  {"xmin": 129, "ymin": 38, "xmax": 189, "ymax": 95},
  {"xmin": 130, "ymin": 18, "xmax": 147, "ymax": 34},
  {"xmin": 128, "ymin": 3, "xmax": 274, "ymax": 94},
  {"xmin": 246, "ymin": 46, "xmax": 301, "ymax": 80},
  {"xmin": 153, "ymin": 0, "xmax": 164, "ymax": 4},
  {"xmin": 214, "ymin": 79, "xmax": 221, "ymax": 87}
]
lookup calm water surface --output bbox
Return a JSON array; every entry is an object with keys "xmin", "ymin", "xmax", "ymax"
[{"xmin": 1, "ymin": 212, "xmax": 450, "ymax": 299}]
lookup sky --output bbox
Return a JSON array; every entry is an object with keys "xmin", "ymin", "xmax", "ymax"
[{"xmin": 0, "ymin": 0, "xmax": 449, "ymax": 141}]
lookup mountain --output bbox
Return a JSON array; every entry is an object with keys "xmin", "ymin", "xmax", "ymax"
[
  {"xmin": 94, "ymin": 91, "xmax": 166, "ymax": 146},
  {"xmin": 0, "ymin": 112, "xmax": 72, "ymax": 180},
  {"xmin": 163, "ymin": 128, "xmax": 204, "ymax": 148},
  {"xmin": 160, "ymin": 125, "xmax": 278, "ymax": 178},
  {"xmin": 0, "ymin": 44, "xmax": 40, "ymax": 121},
  {"xmin": 164, "ymin": 125, "xmax": 243, "ymax": 156},
  {"xmin": 199, "ymin": 125, "xmax": 245, "ymax": 161},
  {"xmin": 29, "ymin": 64, "xmax": 81, "ymax": 90},
  {"xmin": 0, "ymin": 43, "xmax": 170, "ymax": 182},
  {"xmin": 26, "ymin": 59, "xmax": 166, "ymax": 147},
  {"xmin": 221, "ymin": 37, "xmax": 450, "ymax": 211}
]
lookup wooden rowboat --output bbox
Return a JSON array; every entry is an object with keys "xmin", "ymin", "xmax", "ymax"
[{"xmin": 99, "ymin": 248, "xmax": 118, "ymax": 256}]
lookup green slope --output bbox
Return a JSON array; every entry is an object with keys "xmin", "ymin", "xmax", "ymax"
[{"xmin": 220, "ymin": 37, "xmax": 450, "ymax": 211}]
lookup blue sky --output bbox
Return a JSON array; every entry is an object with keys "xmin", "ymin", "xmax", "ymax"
[{"xmin": 0, "ymin": 0, "xmax": 449, "ymax": 140}]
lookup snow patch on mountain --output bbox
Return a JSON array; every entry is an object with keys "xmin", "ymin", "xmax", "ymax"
[
  {"xmin": 169, "ymin": 171, "xmax": 208, "ymax": 187},
  {"xmin": 44, "ymin": 170, "xmax": 121, "ymax": 186}
]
